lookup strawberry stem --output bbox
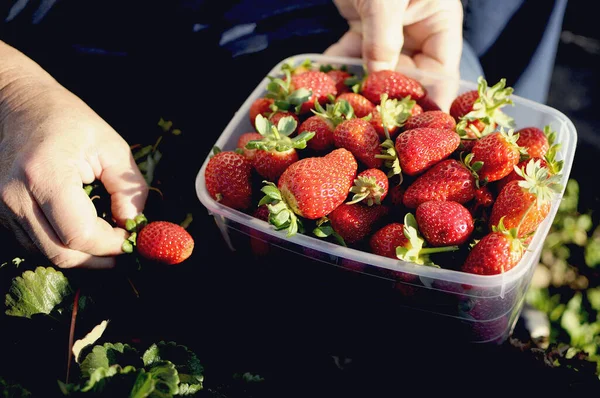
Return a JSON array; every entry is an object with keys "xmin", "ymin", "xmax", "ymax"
[{"xmin": 420, "ymin": 246, "xmax": 460, "ymax": 255}]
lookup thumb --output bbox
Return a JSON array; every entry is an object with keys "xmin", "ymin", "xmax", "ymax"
[
  {"xmin": 359, "ymin": 0, "xmax": 408, "ymax": 72},
  {"xmin": 98, "ymin": 142, "xmax": 149, "ymax": 226}
]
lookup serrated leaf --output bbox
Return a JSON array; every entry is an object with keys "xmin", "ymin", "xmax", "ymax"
[
  {"xmin": 145, "ymin": 361, "xmax": 180, "ymax": 398},
  {"xmin": 5, "ymin": 266, "xmax": 72, "ymax": 318},
  {"xmin": 142, "ymin": 341, "xmax": 204, "ymax": 394},
  {"xmin": 80, "ymin": 343, "xmax": 141, "ymax": 379},
  {"xmin": 80, "ymin": 365, "xmax": 139, "ymax": 394},
  {"xmin": 73, "ymin": 320, "xmax": 110, "ymax": 363}
]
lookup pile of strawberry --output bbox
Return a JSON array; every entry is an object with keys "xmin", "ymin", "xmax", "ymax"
[{"xmin": 204, "ymin": 60, "xmax": 564, "ymax": 276}]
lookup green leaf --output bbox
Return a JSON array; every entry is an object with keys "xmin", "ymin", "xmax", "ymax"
[
  {"xmin": 0, "ymin": 377, "xmax": 31, "ymax": 397},
  {"xmin": 142, "ymin": 341, "xmax": 204, "ymax": 394},
  {"xmin": 146, "ymin": 361, "xmax": 180, "ymax": 398},
  {"xmin": 5, "ymin": 266, "xmax": 72, "ymax": 318},
  {"xmin": 277, "ymin": 116, "xmax": 298, "ymax": 137},
  {"xmin": 80, "ymin": 364, "xmax": 139, "ymax": 394},
  {"xmin": 73, "ymin": 320, "xmax": 110, "ymax": 363},
  {"xmin": 79, "ymin": 343, "xmax": 141, "ymax": 379}
]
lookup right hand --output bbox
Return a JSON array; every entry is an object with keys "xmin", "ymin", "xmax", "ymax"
[{"xmin": 0, "ymin": 44, "xmax": 148, "ymax": 269}]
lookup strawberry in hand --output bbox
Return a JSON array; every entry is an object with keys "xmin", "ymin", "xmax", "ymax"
[{"xmin": 122, "ymin": 214, "xmax": 194, "ymax": 265}]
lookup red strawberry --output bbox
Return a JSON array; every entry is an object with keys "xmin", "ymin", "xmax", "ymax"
[
  {"xmin": 236, "ymin": 132, "xmax": 263, "ymax": 162},
  {"xmin": 369, "ymin": 94, "xmax": 415, "ymax": 140},
  {"xmin": 416, "ymin": 201, "xmax": 474, "ymax": 246},
  {"xmin": 369, "ymin": 222, "xmax": 409, "ymax": 259},
  {"xmin": 334, "ymin": 118, "xmax": 383, "ymax": 169},
  {"xmin": 451, "ymin": 77, "xmax": 515, "ymax": 139},
  {"xmin": 470, "ymin": 185, "xmax": 495, "ymax": 214},
  {"xmin": 471, "ymin": 129, "xmax": 522, "ymax": 183},
  {"xmin": 205, "ymin": 149, "xmax": 253, "ymax": 210},
  {"xmin": 249, "ymin": 205, "xmax": 271, "ymax": 257},
  {"xmin": 516, "ymin": 126, "xmax": 549, "ymax": 159},
  {"xmin": 246, "ymin": 115, "xmax": 314, "ymax": 181},
  {"xmin": 417, "ymin": 95, "xmax": 441, "ymax": 112},
  {"xmin": 360, "ymin": 70, "xmax": 426, "ymax": 104},
  {"xmin": 488, "ymin": 159, "xmax": 562, "ymax": 238},
  {"xmin": 394, "ymin": 127, "xmax": 460, "ymax": 176},
  {"xmin": 326, "ymin": 203, "xmax": 389, "ymax": 244},
  {"xmin": 403, "ymin": 110, "xmax": 456, "ymax": 131},
  {"xmin": 388, "ymin": 182, "xmax": 406, "ymax": 207},
  {"xmin": 369, "ymin": 213, "xmax": 458, "ymax": 265},
  {"xmin": 347, "ymin": 168, "xmax": 389, "ymax": 206},
  {"xmin": 462, "ymin": 223, "xmax": 524, "ymax": 275},
  {"xmin": 290, "ymin": 70, "xmax": 337, "ymax": 114},
  {"xmin": 403, "ymin": 156, "xmax": 481, "ymax": 209},
  {"xmin": 326, "ymin": 69, "xmax": 353, "ymax": 95},
  {"xmin": 259, "ymin": 148, "xmax": 358, "ymax": 235},
  {"xmin": 249, "ymin": 97, "xmax": 274, "ymax": 127},
  {"xmin": 299, "ymin": 99, "xmax": 354, "ymax": 152},
  {"xmin": 336, "ymin": 92, "xmax": 374, "ymax": 118},
  {"xmin": 136, "ymin": 221, "xmax": 194, "ymax": 265}
]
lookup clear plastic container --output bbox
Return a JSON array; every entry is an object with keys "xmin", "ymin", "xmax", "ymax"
[{"xmin": 195, "ymin": 53, "xmax": 577, "ymax": 344}]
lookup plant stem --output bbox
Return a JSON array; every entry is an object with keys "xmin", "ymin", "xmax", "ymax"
[{"xmin": 66, "ymin": 288, "xmax": 81, "ymax": 384}]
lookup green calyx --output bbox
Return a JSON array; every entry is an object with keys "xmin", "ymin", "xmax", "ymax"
[
  {"xmin": 312, "ymin": 217, "xmax": 347, "ymax": 246},
  {"xmin": 460, "ymin": 152, "xmax": 485, "ymax": 188},
  {"xmin": 312, "ymin": 99, "xmax": 355, "ymax": 127},
  {"xmin": 514, "ymin": 158, "xmax": 563, "ymax": 207},
  {"xmin": 374, "ymin": 93, "xmax": 403, "ymax": 179},
  {"xmin": 492, "ymin": 217, "xmax": 526, "ymax": 257},
  {"xmin": 377, "ymin": 93, "xmax": 415, "ymax": 134},
  {"xmin": 347, "ymin": 176, "xmax": 385, "ymax": 206},
  {"xmin": 122, "ymin": 213, "xmax": 148, "ymax": 253},
  {"xmin": 246, "ymin": 114, "xmax": 314, "ymax": 152},
  {"xmin": 456, "ymin": 76, "xmax": 516, "ymax": 138},
  {"xmin": 265, "ymin": 69, "xmax": 312, "ymax": 114},
  {"xmin": 259, "ymin": 182, "xmax": 304, "ymax": 237},
  {"xmin": 542, "ymin": 125, "xmax": 565, "ymax": 175},
  {"xmin": 395, "ymin": 213, "xmax": 458, "ymax": 267}
]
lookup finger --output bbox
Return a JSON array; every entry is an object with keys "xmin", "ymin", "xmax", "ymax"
[
  {"xmin": 98, "ymin": 143, "xmax": 149, "ymax": 225},
  {"xmin": 29, "ymin": 164, "xmax": 130, "ymax": 257},
  {"xmin": 323, "ymin": 30, "xmax": 363, "ymax": 58},
  {"xmin": 359, "ymin": 0, "xmax": 408, "ymax": 72},
  {"xmin": 21, "ymin": 191, "xmax": 116, "ymax": 269}
]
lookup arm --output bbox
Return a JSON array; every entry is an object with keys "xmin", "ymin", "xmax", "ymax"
[{"xmin": 0, "ymin": 40, "xmax": 148, "ymax": 269}]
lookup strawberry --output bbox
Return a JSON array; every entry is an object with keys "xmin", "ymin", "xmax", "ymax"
[
  {"xmin": 359, "ymin": 70, "xmax": 426, "ymax": 104},
  {"xmin": 282, "ymin": 59, "xmax": 314, "ymax": 75},
  {"xmin": 394, "ymin": 127, "xmax": 460, "ymax": 176},
  {"xmin": 236, "ymin": 132, "xmax": 263, "ymax": 162},
  {"xmin": 471, "ymin": 129, "xmax": 523, "ymax": 183},
  {"xmin": 249, "ymin": 205, "xmax": 272, "ymax": 257},
  {"xmin": 369, "ymin": 222, "xmax": 409, "ymax": 259},
  {"xmin": 388, "ymin": 182, "xmax": 406, "ymax": 207},
  {"xmin": 325, "ymin": 202, "xmax": 390, "ymax": 244},
  {"xmin": 136, "ymin": 221, "xmax": 194, "ymax": 265},
  {"xmin": 369, "ymin": 94, "xmax": 415, "ymax": 140},
  {"xmin": 335, "ymin": 92, "xmax": 374, "ymax": 118},
  {"xmin": 488, "ymin": 159, "xmax": 562, "ymax": 238},
  {"xmin": 334, "ymin": 118, "xmax": 383, "ymax": 169},
  {"xmin": 516, "ymin": 126, "xmax": 549, "ymax": 159},
  {"xmin": 347, "ymin": 168, "xmax": 389, "ymax": 206},
  {"xmin": 416, "ymin": 95, "xmax": 441, "ymax": 112},
  {"xmin": 249, "ymin": 97, "xmax": 274, "ymax": 128},
  {"xmin": 415, "ymin": 200, "xmax": 474, "ymax": 246},
  {"xmin": 258, "ymin": 148, "xmax": 358, "ymax": 235},
  {"xmin": 290, "ymin": 70, "xmax": 337, "ymax": 114},
  {"xmin": 369, "ymin": 213, "xmax": 458, "ymax": 265},
  {"xmin": 269, "ymin": 111, "xmax": 300, "ymax": 133},
  {"xmin": 462, "ymin": 221, "xmax": 525, "ymax": 275},
  {"xmin": 319, "ymin": 63, "xmax": 353, "ymax": 94},
  {"xmin": 403, "ymin": 155, "xmax": 482, "ymax": 208},
  {"xmin": 451, "ymin": 77, "xmax": 515, "ymax": 139},
  {"xmin": 326, "ymin": 69, "xmax": 353, "ymax": 95},
  {"xmin": 300, "ymin": 99, "xmax": 354, "ymax": 152},
  {"xmin": 205, "ymin": 148, "xmax": 253, "ymax": 210},
  {"xmin": 245, "ymin": 115, "xmax": 314, "ymax": 181},
  {"xmin": 403, "ymin": 110, "xmax": 456, "ymax": 131},
  {"xmin": 495, "ymin": 157, "xmax": 547, "ymax": 194}
]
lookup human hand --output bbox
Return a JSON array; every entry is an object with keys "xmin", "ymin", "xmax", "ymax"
[
  {"xmin": 0, "ymin": 44, "xmax": 148, "ymax": 269},
  {"xmin": 325, "ymin": 0, "xmax": 464, "ymax": 76}
]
